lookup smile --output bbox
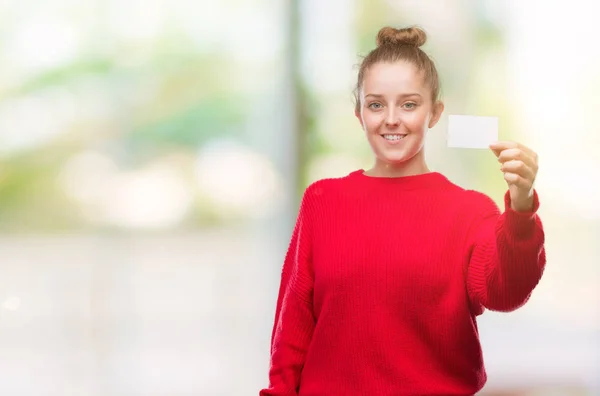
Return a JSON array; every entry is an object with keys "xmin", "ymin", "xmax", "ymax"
[{"xmin": 381, "ymin": 134, "xmax": 407, "ymax": 141}]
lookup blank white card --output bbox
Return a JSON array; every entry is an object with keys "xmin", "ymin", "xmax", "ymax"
[{"xmin": 447, "ymin": 115, "xmax": 498, "ymax": 149}]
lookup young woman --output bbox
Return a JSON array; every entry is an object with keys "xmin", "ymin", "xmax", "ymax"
[{"xmin": 260, "ymin": 26, "xmax": 546, "ymax": 396}]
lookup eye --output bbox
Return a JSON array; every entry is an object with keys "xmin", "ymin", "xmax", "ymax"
[
  {"xmin": 368, "ymin": 102, "xmax": 383, "ymax": 110},
  {"xmin": 403, "ymin": 102, "xmax": 417, "ymax": 110}
]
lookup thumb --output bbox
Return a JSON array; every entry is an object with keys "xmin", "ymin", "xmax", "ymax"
[
  {"xmin": 489, "ymin": 141, "xmax": 510, "ymax": 158},
  {"xmin": 490, "ymin": 140, "xmax": 518, "ymax": 158},
  {"xmin": 489, "ymin": 144, "xmax": 503, "ymax": 158}
]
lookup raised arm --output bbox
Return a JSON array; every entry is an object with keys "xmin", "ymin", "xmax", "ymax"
[{"xmin": 465, "ymin": 190, "xmax": 546, "ymax": 313}]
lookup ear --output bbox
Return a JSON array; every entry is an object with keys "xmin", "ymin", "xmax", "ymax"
[
  {"xmin": 355, "ymin": 108, "xmax": 364, "ymax": 130},
  {"xmin": 428, "ymin": 101, "xmax": 444, "ymax": 129}
]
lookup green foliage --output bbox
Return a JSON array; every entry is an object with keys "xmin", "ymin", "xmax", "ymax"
[{"xmin": 126, "ymin": 96, "xmax": 245, "ymax": 155}]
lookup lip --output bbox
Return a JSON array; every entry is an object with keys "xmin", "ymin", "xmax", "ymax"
[{"xmin": 380, "ymin": 134, "xmax": 407, "ymax": 145}]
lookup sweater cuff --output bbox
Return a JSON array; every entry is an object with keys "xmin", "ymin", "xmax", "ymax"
[{"xmin": 503, "ymin": 189, "xmax": 540, "ymax": 239}]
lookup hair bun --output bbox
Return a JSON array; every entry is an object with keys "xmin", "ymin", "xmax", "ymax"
[{"xmin": 376, "ymin": 26, "xmax": 427, "ymax": 48}]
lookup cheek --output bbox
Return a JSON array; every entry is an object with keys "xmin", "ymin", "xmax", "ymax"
[
  {"xmin": 362, "ymin": 113, "xmax": 383, "ymax": 131},
  {"xmin": 405, "ymin": 112, "xmax": 429, "ymax": 131}
]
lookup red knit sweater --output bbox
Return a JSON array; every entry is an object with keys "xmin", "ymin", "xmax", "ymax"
[{"xmin": 260, "ymin": 170, "xmax": 546, "ymax": 396}]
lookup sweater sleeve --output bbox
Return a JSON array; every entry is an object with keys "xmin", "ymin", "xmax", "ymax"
[
  {"xmin": 260, "ymin": 186, "xmax": 317, "ymax": 396},
  {"xmin": 465, "ymin": 189, "xmax": 546, "ymax": 314}
]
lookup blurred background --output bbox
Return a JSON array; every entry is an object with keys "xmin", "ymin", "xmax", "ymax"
[{"xmin": 0, "ymin": 0, "xmax": 598, "ymax": 395}]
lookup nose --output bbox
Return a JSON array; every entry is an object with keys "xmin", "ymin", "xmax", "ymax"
[{"xmin": 385, "ymin": 107, "xmax": 400, "ymax": 127}]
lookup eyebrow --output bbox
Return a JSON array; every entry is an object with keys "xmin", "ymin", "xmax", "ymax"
[{"xmin": 364, "ymin": 93, "xmax": 422, "ymax": 99}]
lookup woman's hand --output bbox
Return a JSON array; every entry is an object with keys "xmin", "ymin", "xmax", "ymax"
[{"xmin": 490, "ymin": 141, "xmax": 539, "ymax": 212}]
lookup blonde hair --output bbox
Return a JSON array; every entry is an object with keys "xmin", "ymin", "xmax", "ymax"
[{"xmin": 354, "ymin": 26, "xmax": 440, "ymax": 112}]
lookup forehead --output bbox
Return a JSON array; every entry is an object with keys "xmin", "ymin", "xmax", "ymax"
[{"xmin": 362, "ymin": 61, "xmax": 428, "ymax": 96}]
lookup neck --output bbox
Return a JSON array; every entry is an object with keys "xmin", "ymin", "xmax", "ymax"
[{"xmin": 366, "ymin": 151, "xmax": 430, "ymax": 178}]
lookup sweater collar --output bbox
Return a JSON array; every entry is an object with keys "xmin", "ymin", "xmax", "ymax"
[{"xmin": 349, "ymin": 169, "xmax": 450, "ymax": 190}]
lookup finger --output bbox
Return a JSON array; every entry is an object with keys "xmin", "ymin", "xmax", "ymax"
[
  {"xmin": 503, "ymin": 172, "xmax": 533, "ymax": 190},
  {"xmin": 513, "ymin": 142, "xmax": 537, "ymax": 159},
  {"xmin": 497, "ymin": 148, "xmax": 536, "ymax": 168},
  {"xmin": 497, "ymin": 148, "xmax": 521, "ymax": 163},
  {"xmin": 490, "ymin": 140, "xmax": 518, "ymax": 150},
  {"xmin": 489, "ymin": 141, "xmax": 518, "ymax": 158},
  {"xmin": 491, "ymin": 140, "xmax": 537, "ymax": 159},
  {"xmin": 501, "ymin": 160, "xmax": 535, "ymax": 181}
]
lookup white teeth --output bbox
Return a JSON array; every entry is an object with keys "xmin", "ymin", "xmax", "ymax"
[{"xmin": 382, "ymin": 134, "xmax": 406, "ymax": 141}]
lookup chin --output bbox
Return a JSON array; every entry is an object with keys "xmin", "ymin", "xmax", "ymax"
[
  {"xmin": 377, "ymin": 147, "xmax": 424, "ymax": 168},
  {"xmin": 383, "ymin": 158, "xmax": 411, "ymax": 167},
  {"xmin": 381, "ymin": 147, "xmax": 418, "ymax": 162},
  {"xmin": 376, "ymin": 152, "xmax": 404, "ymax": 162}
]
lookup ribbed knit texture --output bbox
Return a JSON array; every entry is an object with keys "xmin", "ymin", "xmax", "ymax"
[{"xmin": 260, "ymin": 170, "xmax": 546, "ymax": 396}]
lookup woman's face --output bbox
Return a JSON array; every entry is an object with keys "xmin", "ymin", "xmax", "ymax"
[{"xmin": 357, "ymin": 61, "xmax": 443, "ymax": 173}]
